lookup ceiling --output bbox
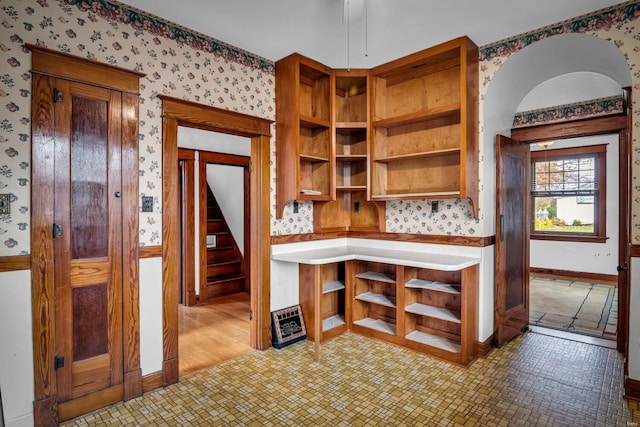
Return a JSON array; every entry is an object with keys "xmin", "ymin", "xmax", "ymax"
[{"xmin": 116, "ymin": 0, "xmax": 625, "ymax": 69}]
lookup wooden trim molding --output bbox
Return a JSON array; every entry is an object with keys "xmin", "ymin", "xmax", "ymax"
[
  {"xmin": 161, "ymin": 97, "xmax": 273, "ymax": 386},
  {"xmin": 271, "ymin": 232, "xmax": 495, "ymax": 247},
  {"xmin": 26, "ymin": 44, "xmax": 145, "ymax": 94},
  {"xmin": 0, "ymin": 255, "xmax": 31, "ymax": 272},
  {"xmin": 141, "ymin": 371, "xmax": 163, "ymax": 393},
  {"xmin": 530, "ymin": 267, "xmax": 618, "ymax": 286},
  {"xmin": 625, "ymin": 378, "xmax": 640, "ymax": 402},
  {"xmin": 475, "ymin": 334, "xmax": 495, "ymax": 358},
  {"xmin": 139, "ymin": 245, "xmax": 163, "ymax": 259},
  {"xmin": 630, "ymin": 245, "xmax": 640, "ymax": 258},
  {"xmin": 510, "ymin": 114, "xmax": 628, "ymax": 143}
]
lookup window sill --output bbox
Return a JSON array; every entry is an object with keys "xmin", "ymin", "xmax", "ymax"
[{"xmin": 530, "ymin": 234, "xmax": 607, "ymax": 243}]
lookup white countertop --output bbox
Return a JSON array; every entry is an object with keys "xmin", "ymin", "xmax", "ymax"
[{"xmin": 271, "ymin": 242, "xmax": 480, "ymax": 271}]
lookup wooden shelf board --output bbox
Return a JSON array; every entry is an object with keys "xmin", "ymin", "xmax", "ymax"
[
  {"xmin": 336, "ymin": 185, "xmax": 367, "ymax": 191},
  {"xmin": 371, "ymin": 191, "xmax": 461, "ymax": 199},
  {"xmin": 323, "ymin": 314, "xmax": 346, "ymax": 332},
  {"xmin": 374, "ymin": 148, "xmax": 460, "ymax": 163},
  {"xmin": 336, "ymin": 121, "xmax": 368, "ymax": 129},
  {"xmin": 405, "ymin": 330, "xmax": 461, "ymax": 353},
  {"xmin": 353, "ymin": 317, "xmax": 397, "ymax": 335},
  {"xmin": 299, "ymin": 154, "xmax": 329, "ymax": 163},
  {"xmin": 372, "ymin": 104, "xmax": 460, "ymax": 129},
  {"xmin": 405, "ymin": 303, "xmax": 460, "ymax": 323},
  {"xmin": 355, "ymin": 291, "xmax": 395, "ymax": 307},
  {"xmin": 322, "ymin": 280, "xmax": 345, "ymax": 294},
  {"xmin": 300, "ymin": 115, "xmax": 331, "ymax": 128},
  {"xmin": 355, "ymin": 271, "xmax": 395, "ymax": 283},
  {"xmin": 336, "ymin": 154, "xmax": 368, "ymax": 160},
  {"xmin": 405, "ymin": 278, "xmax": 461, "ymax": 294}
]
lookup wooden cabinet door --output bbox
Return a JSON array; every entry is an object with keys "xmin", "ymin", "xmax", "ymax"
[
  {"xmin": 53, "ymin": 80, "xmax": 124, "ymax": 406},
  {"xmin": 495, "ymin": 134, "xmax": 530, "ymax": 346}
]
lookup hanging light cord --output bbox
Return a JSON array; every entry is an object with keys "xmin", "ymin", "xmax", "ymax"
[
  {"xmin": 346, "ymin": 0, "xmax": 350, "ymax": 71},
  {"xmin": 365, "ymin": 0, "xmax": 368, "ymax": 57}
]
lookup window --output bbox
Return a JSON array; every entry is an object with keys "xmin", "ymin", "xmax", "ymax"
[{"xmin": 531, "ymin": 144, "xmax": 606, "ymax": 242}]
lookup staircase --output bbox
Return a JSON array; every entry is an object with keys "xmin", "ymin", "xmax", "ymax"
[{"xmin": 204, "ymin": 187, "xmax": 246, "ymax": 301}]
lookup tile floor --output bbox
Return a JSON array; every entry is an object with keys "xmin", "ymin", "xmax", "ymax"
[
  {"xmin": 63, "ymin": 331, "xmax": 635, "ymax": 426},
  {"xmin": 530, "ymin": 277, "xmax": 617, "ymax": 340}
]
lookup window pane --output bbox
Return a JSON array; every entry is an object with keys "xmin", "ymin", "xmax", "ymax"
[{"xmin": 534, "ymin": 196, "xmax": 595, "ymax": 233}]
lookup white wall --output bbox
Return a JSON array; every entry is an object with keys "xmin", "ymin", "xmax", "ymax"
[
  {"xmin": 630, "ymin": 257, "xmax": 640, "ymax": 380},
  {"xmin": 140, "ymin": 257, "xmax": 163, "ymax": 375},
  {"xmin": 529, "ymin": 130, "xmax": 619, "ymax": 275},
  {"xmin": 0, "ymin": 270, "xmax": 34, "ymax": 427}
]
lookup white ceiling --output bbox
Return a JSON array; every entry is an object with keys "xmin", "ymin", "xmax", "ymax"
[{"xmin": 116, "ymin": 0, "xmax": 625, "ymax": 68}]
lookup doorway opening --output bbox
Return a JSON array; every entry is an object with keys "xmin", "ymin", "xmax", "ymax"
[
  {"xmin": 177, "ymin": 128, "xmax": 254, "ymax": 376},
  {"xmin": 160, "ymin": 96, "xmax": 273, "ymax": 387},
  {"xmin": 500, "ymin": 113, "xmax": 630, "ymax": 352},
  {"xmin": 527, "ymin": 133, "xmax": 620, "ymax": 346}
]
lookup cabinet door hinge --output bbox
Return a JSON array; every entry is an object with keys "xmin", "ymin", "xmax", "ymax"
[
  {"xmin": 53, "ymin": 88, "xmax": 63, "ymax": 103},
  {"xmin": 53, "ymin": 223, "xmax": 63, "ymax": 238},
  {"xmin": 249, "ymin": 160, "xmax": 253, "ymax": 173},
  {"xmin": 54, "ymin": 356, "xmax": 65, "ymax": 370},
  {"xmin": 249, "ymin": 308, "xmax": 253, "ymax": 321}
]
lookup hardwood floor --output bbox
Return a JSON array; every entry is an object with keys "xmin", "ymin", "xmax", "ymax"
[{"xmin": 178, "ymin": 292, "xmax": 252, "ymax": 376}]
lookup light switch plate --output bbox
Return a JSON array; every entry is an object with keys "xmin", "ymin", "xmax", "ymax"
[{"xmin": 0, "ymin": 194, "xmax": 10, "ymax": 214}]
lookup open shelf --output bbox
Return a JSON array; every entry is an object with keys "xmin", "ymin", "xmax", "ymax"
[
  {"xmin": 406, "ymin": 330, "xmax": 461, "ymax": 354},
  {"xmin": 405, "ymin": 303, "xmax": 460, "ymax": 323},
  {"xmin": 323, "ymin": 314, "xmax": 346, "ymax": 332},
  {"xmin": 405, "ymin": 278, "xmax": 461, "ymax": 294},
  {"xmin": 300, "ymin": 115, "xmax": 331, "ymax": 128},
  {"xmin": 355, "ymin": 292, "xmax": 395, "ymax": 307},
  {"xmin": 353, "ymin": 317, "xmax": 397, "ymax": 335},
  {"xmin": 372, "ymin": 104, "xmax": 460, "ymax": 130},
  {"xmin": 355, "ymin": 271, "xmax": 395, "ymax": 283},
  {"xmin": 374, "ymin": 148, "xmax": 460, "ymax": 163},
  {"xmin": 323, "ymin": 280, "xmax": 345, "ymax": 294}
]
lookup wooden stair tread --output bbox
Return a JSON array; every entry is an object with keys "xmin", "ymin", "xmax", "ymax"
[{"xmin": 207, "ymin": 274, "xmax": 246, "ymax": 285}]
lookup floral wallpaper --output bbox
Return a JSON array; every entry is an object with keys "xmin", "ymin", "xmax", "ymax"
[
  {"xmin": 478, "ymin": 0, "xmax": 640, "ymax": 243},
  {"xmin": 2, "ymin": 0, "xmax": 640, "ymax": 256},
  {"xmin": 512, "ymin": 95, "xmax": 625, "ymax": 129}
]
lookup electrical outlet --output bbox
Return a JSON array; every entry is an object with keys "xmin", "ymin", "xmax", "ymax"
[
  {"xmin": 293, "ymin": 201, "xmax": 299, "ymax": 213},
  {"xmin": 431, "ymin": 201, "xmax": 439, "ymax": 213},
  {"xmin": 0, "ymin": 194, "xmax": 9, "ymax": 214},
  {"xmin": 142, "ymin": 196, "xmax": 153, "ymax": 212}
]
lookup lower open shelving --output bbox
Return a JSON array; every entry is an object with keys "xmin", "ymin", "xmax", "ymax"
[{"xmin": 286, "ymin": 246, "xmax": 479, "ymax": 366}]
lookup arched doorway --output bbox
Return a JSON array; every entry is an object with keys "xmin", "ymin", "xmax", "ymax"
[{"xmin": 483, "ymin": 33, "xmax": 631, "ymax": 352}]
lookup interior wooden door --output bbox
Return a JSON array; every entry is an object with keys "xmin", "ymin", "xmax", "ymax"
[
  {"xmin": 53, "ymin": 80, "xmax": 124, "ymax": 410},
  {"xmin": 495, "ymin": 134, "xmax": 530, "ymax": 346}
]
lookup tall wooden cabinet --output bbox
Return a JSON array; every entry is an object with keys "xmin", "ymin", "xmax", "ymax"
[{"xmin": 275, "ymin": 36, "xmax": 479, "ymax": 221}]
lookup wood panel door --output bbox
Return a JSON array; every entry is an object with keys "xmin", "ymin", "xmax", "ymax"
[
  {"xmin": 53, "ymin": 80, "xmax": 124, "ymax": 408},
  {"xmin": 495, "ymin": 134, "xmax": 530, "ymax": 346}
]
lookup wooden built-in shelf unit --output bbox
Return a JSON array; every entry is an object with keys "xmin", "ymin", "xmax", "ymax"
[
  {"xmin": 298, "ymin": 262, "xmax": 351, "ymax": 342},
  {"xmin": 298, "ymin": 257, "xmax": 478, "ymax": 366},
  {"xmin": 369, "ymin": 36, "xmax": 478, "ymax": 216},
  {"xmin": 276, "ymin": 35, "xmax": 479, "ymax": 223},
  {"xmin": 276, "ymin": 53, "xmax": 334, "ymax": 217}
]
